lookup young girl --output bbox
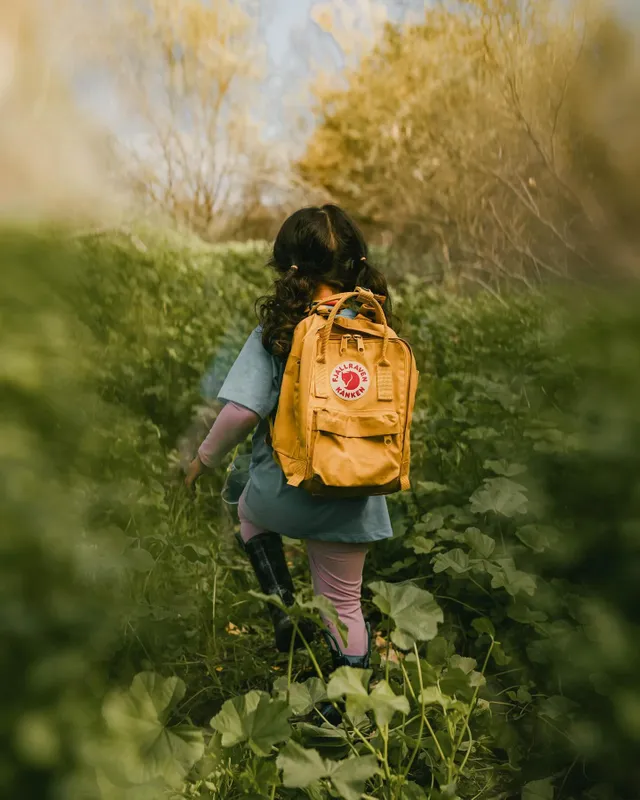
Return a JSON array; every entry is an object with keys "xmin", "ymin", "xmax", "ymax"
[{"xmin": 185, "ymin": 205, "xmax": 394, "ymax": 679}]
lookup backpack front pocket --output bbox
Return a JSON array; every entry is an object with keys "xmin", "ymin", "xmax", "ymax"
[{"xmin": 311, "ymin": 408, "xmax": 403, "ymax": 489}]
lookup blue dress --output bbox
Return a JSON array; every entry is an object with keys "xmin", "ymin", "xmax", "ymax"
[{"xmin": 216, "ymin": 319, "xmax": 393, "ymax": 544}]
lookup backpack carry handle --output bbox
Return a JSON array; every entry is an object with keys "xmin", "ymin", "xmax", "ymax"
[{"xmin": 317, "ymin": 287, "xmax": 390, "ymax": 366}]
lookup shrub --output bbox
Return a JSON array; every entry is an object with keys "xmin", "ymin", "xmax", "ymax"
[
  {"xmin": 299, "ymin": 1, "xmax": 640, "ymax": 288},
  {"xmin": 3, "ymin": 228, "xmax": 638, "ymax": 798}
]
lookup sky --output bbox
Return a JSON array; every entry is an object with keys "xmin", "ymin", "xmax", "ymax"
[
  {"xmin": 258, "ymin": 0, "xmax": 329, "ymax": 141},
  {"xmin": 77, "ymin": 0, "xmax": 404, "ymax": 142},
  {"xmin": 261, "ymin": 0, "xmax": 317, "ymax": 68},
  {"xmin": 73, "ymin": 0, "xmax": 325, "ymax": 145},
  {"xmin": 71, "ymin": 0, "xmax": 639, "ymax": 157}
]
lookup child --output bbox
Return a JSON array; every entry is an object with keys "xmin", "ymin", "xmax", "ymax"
[{"xmin": 185, "ymin": 205, "xmax": 394, "ymax": 678}]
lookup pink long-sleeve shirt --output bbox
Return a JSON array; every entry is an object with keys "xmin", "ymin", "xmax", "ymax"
[{"xmin": 197, "ymin": 401, "xmax": 260, "ymax": 468}]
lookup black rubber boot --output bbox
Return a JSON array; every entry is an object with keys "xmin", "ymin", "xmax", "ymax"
[
  {"xmin": 240, "ymin": 531, "xmax": 314, "ymax": 653},
  {"xmin": 316, "ymin": 622, "xmax": 372, "ymax": 726}
]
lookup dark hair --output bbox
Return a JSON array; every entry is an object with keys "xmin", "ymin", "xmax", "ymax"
[{"xmin": 257, "ymin": 204, "xmax": 392, "ymax": 357}]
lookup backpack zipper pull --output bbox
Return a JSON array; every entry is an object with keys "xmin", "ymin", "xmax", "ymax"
[
  {"xmin": 355, "ymin": 335, "xmax": 365, "ymax": 353},
  {"xmin": 340, "ymin": 335, "xmax": 349, "ymax": 355}
]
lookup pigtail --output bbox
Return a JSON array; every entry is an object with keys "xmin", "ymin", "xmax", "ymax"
[
  {"xmin": 257, "ymin": 268, "xmax": 315, "ymax": 358},
  {"xmin": 355, "ymin": 255, "xmax": 394, "ymax": 328}
]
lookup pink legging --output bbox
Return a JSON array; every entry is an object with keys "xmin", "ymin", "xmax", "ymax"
[
  {"xmin": 197, "ymin": 401, "xmax": 369, "ymax": 655},
  {"xmin": 239, "ymin": 499, "xmax": 369, "ymax": 656}
]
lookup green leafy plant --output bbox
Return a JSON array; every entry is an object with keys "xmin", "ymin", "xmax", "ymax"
[
  {"xmin": 99, "ymin": 673, "xmax": 205, "ymax": 789},
  {"xmin": 4, "ymin": 228, "xmax": 638, "ymax": 800}
]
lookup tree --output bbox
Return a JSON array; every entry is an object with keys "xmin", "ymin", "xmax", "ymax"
[
  {"xmin": 0, "ymin": 0, "xmax": 117, "ymax": 225},
  {"xmin": 299, "ymin": 0, "xmax": 639, "ymax": 287},
  {"xmin": 107, "ymin": 0, "xmax": 273, "ymax": 240}
]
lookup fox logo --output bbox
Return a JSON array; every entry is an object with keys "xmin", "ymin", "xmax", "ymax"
[
  {"xmin": 341, "ymin": 370, "xmax": 360, "ymax": 391},
  {"xmin": 331, "ymin": 361, "xmax": 370, "ymax": 400}
]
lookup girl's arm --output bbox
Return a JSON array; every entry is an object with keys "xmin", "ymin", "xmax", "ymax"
[
  {"xmin": 198, "ymin": 401, "xmax": 260, "ymax": 467},
  {"xmin": 185, "ymin": 401, "xmax": 260, "ymax": 486}
]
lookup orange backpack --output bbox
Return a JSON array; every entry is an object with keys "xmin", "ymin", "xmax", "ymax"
[{"xmin": 270, "ymin": 287, "xmax": 418, "ymax": 497}]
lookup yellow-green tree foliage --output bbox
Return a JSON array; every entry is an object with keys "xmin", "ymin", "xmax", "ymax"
[
  {"xmin": 107, "ymin": 0, "xmax": 271, "ymax": 240},
  {"xmin": 299, "ymin": 0, "xmax": 640, "ymax": 287}
]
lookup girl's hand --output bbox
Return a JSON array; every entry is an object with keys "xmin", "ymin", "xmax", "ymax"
[{"xmin": 185, "ymin": 455, "xmax": 206, "ymax": 489}]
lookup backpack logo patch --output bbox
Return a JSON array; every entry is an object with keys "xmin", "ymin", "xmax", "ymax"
[{"xmin": 331, "ymin": 361, "xmax": 370, "ymax": 401}]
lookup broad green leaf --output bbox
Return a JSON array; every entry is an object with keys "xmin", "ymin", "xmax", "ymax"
[
  {"xmin": 299, "ymin": 595, "xmax": 349, "ymax": 647},
  {"xmin": 522, "ymin": 778, "xmax": 554, "ymax": 800},
  {"xmin": 392, "ymin": 519, "xmax": 408, "ymax": 538},
  {"xmin": 464, "ymin": 528, "xmax": 495, "ymax": 559},
  {"xmin": 438, "ymin": 781, "xmax": 461, "ymax": 799},
  {"xmin": 440, "ymin": 667, "xmax": 474, "ymax": 697},
  {"xmin": 402, "ymin": 654, "xmax": 440, "ymax": 687},
  {"xmin": 250, "ymin": 757, "xmax": 280, "ymax": 797},
  {"xmin": 128, "ymin": 672, "xmax": 185, "ymax": 723},
  {"xmin": 517, "ymin": 687, "xmax": 533, "ymax": 703},
  {"xmin": 326, "ymin": 755, "xmax": 381, "ymax": 800},
  {"xmin": 369, "ymin": 680, "xmax": 410, "ymax": 728},
  {"xmin": 488, "ymin": 559, "xmax": 537, "ymax": 597},
  {"xmin": 326, "ymin": 666, "xmax": 371, "ymax": 700},
  {"xmin": 468, "ymin": 670, "xmax": 487, "ymax": 689},
  {"xmin": 273, "ymin": 677, "xmax": 327, "ymax": 716},
  {"xmin": 194, "ymin": 732, "xmax": 223, "ymax": 779},
  {"xmin": 427, "ymin": 636, "xmax": 455, "ymax": 666},
  {"xmin": 297, "ymin": 722, "xmax": 351, "ymax": 760},
  {"xmin": 449, "ymin": 655, "xmax": 477, "ymax": 674},
  {"xmin": 297, "ymin": 722, "xmax": 349, "ymax": 744},
  {"xmin": 102, "ymin": 673, "xmax": 204, "ymax": 787},
  {"xmin": 470, "ymin": 477, "xmax": 528, "ymax": 517},
  {"xmin": 433, "ymin": 505, "xmax": 476, "ymax": 525},
  {"xmin": 432, "ymin": 548, "xmax": 470, "ymax": 574},
  {"xmin": 249, "ymin": 590, "xmax": 287, "ymax": 612},
  {"xmin": 508, "ymin": 601, "xmax": 548, "ymax": 624},
  {"xmin": 443, "ymin": 660, "xmax": 486, "ymax": 693},
  {"xmin": 539, "ymin": 695, "xmax": 577, "ymax": 720},
  {"xmin": 419, "ymin": 686, "xmax": 453, "ymax": 710},
  {"xmin": 406, "ymin": 535, "xmax": 434, "ymax": 555},
  {"xmin": 210, "ymin": 690, "xmax": 291, "ymax": 756},
  {"xmin": 400, "ymin": 781, "xmax": 427, "ymax": 800},
  {"xmin": 273, "ymin": 676, "xmax": 289, "ymax": 696},
  {"xmin": 369, "ymin": 581, "xmax": 443, "ymax": 650},
  {"xmin": 247, "ymin": 694, "xmax": 292, "ymax": 756},
  {"xmin": 492, "ymin": 641, "xmax": 512, "ymax": 666},
  {"xmin": 484, "ymin": 459, "xmax": 526, "ymax": 477},
  {"xmin": 277, "ymin": 743, "xmax": 380, "ymax": 799},
  {"xmin": 378, "ymin": 556, "xmax": 417, "ymax": 576},
  {"xmin": 434, "ymin": 528, "xmax": 459, "ymax": 541},
  {"xmin": 416, "ymin": 481, "xmax": 449, "ymax": 494},
  {"xmin": 415, "ymin": 511, "xmax": 444, "ymax": 533},
  {"xmin": 276, "ymin": 741, "xmax": 327, "ymax": 789},
  {"xmin": 210, "ymin": 692, "xmax": 259, "ymax": 748},
  {"xmin": 112, "ymin": 723, "xmax": 203, "ymax": 788},
  {"xmin": 297, "ymin": 677, "xmax": 328, "ymax": 713},
  {"xmin": 515, "ymin": 524, "xmax": 557, "ymax": 553},
  {"xmin": 327, "ymin": 667, "xmax": 372, "ymax": 718},
  {"xmin": 471, "ymin": 617, "xmax": 495, "ymax": 638},
  {"xmin": 252, "ymin": 592, "xmax": 348, "ymax": 646}
]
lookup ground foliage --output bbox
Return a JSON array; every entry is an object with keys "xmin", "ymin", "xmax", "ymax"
[{"xmin": 1, "ymin": 230, "xmax": 639, "ymax": 800}]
